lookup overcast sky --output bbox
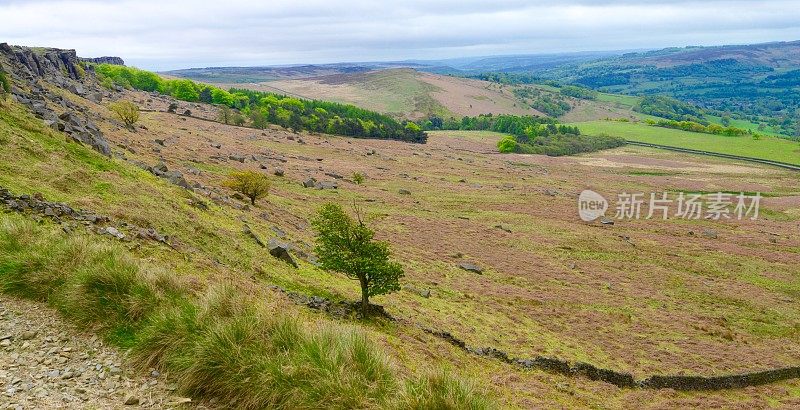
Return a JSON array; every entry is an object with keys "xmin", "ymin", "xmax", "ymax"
[{"xmin": 1, "ymin": 0, "xmax": 799, "ymax": 70}]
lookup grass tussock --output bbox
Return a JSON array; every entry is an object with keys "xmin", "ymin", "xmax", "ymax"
[
  {"xmin": 399, "ymin": 370, "xmax": 494, "ymax": 410},
  {"xmin": 0, "ymin": 214, "xmax": 493, "ymax": 409}
]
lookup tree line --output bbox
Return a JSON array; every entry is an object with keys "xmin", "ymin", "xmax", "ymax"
[{"xmin": 93, "ymin": 64, "xmax": 427, "ymax": 143}]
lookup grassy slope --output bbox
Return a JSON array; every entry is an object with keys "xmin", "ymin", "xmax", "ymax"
[
  {"xmin": 569, "ymin": 120, "xmax": 800, "ymax": 165},
  {"xmin": 0, "ymin": 98, "xmax": 492, "ymax": 409}
]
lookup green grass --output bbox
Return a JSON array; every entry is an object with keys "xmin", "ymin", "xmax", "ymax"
[
  {"xmin": 568, "ymin": 120, "xmax": 800, "ymax": 165},
  {"xmin": 0, "ymin": 214, "xmax": 492, "ymax": 409}
]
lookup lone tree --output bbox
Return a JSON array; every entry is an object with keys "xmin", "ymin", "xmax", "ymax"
[
  {"xmin": 218, "ymin": 105, "xmax": 232, "ymax": 124},
  {"xmin": 108, "ymin": 100, "xmax": 140, "ymax": 129},
  {"xmin": 224, "ymin": 170, "xmax": 271, "ymax": 205},
  {"xmin": 311, "ymin": 203, "xmax": 404, "ymax": 316}
]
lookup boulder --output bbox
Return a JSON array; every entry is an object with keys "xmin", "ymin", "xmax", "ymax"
[
  {"xmin": 458, "ymin": 262, "xmax": 483, "ymax": 274},
  {"xmin": 303, "ymin": 178, "xmax": 317, "ymax": 188},
  {"xmin": 702, "ymin": 228, "xmax": 718, "ymax": 239},
  {"xmin": 268, "ymin": 238, "xmax": 298, "ymax": 268},
  {"xmin": 315, "ymin": 181, "xmax": 338, "ymax": 190},
  {"xmin": 99, "ymin": 226, "xmax": 125, "ymax": 240},
  {"xmin": 274, "ymin": 168, "xmax": 285, "ymax": 177},
  {"xmin": 398, "ymin": 189, "xmax": 411, "ymax": 195}
]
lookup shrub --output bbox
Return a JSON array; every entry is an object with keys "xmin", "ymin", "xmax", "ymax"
[
  {"xmin": 497, "ymin": 136, "xmax": 518, "ymax": 153},
  {"xmin": 108, "ymin": 100, "xmax": 140, "ymax": 128},
  {"xmin": 352, "ymin": 172, "xmax": 365, "ymax": 185},
  {"xmin": 0, "ymin": 69, "xmax": 10, "ymax": 98},
  {"xmin": 224, "ymin": 171, "xmax": 271, "ymax": 205},
  {"xmin": 311, "ymin": 203, "xmax": 404, "ymax": 316}
]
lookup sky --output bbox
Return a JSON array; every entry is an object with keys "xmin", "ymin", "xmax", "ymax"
[{"xmin": 1, "ymin": 0, "xmax": 800, "ymax": 70}]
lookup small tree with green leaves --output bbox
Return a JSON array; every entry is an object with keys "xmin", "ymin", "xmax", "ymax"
[
  {"xmin": 108, "ymin": 100, "xmax": 140, "ymax": 129},
  {"xmin": 497, "ymin": 136, "xmax": 518, "ymax": 153},
  {"xmin": 224, "ymin": 171, "xmax": 271, "ymax": 205},
  {"xmin": 352, "ymin": 172, "xmax": 365, "ymax": 185},
  {"xmin": 312, "ymin": 203, "xmax": 404, "ymax": 316},
  {"xmin": 218, "ymin": 105, "xmax": 232, "ymax": 124}
]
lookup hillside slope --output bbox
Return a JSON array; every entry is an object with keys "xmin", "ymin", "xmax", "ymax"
[{"xmin": 218, "ymin": 68, "xmax": 546, "ymax": 120}]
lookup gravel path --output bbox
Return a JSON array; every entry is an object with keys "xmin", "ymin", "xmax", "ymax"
[{"xmin": 0, "ymin": 295, "xmax": 193, "ymax": 409}]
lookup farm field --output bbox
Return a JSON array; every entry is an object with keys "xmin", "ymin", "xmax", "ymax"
[{"xmin": 569, "ymin": 120, "xmax": 800, "ymax": 165}]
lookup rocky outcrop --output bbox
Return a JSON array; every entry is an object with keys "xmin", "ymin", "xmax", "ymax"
[
  {"xmin": 0, "ymin": 43, "xmax": 114, "ymax": 157},
  {"xmin": 0, "ymin": 43, "xmax": 83, "ymax": 84},
  {"xmin": 80, "ymin": 56, "xmax": 125, "ymax": 66}
]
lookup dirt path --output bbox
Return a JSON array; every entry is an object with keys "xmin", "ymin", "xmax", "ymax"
[{"xmin": 0, "ymin": 295, "xmax": 191, "ymax": 409}]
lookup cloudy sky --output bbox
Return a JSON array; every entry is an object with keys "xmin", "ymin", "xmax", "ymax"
[{"xmin": 1, "ymin": 0, "xmax": 799, "ymax": 70}]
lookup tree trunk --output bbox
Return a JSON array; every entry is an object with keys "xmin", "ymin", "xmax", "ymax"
[{"xmin": 359, "ymin": 276, "xmax": 369, "ymax": 317}]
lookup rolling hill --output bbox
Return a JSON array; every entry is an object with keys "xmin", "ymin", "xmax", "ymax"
[{"xmin": 218, "ymin": 68, "xmax": 548, "ymax": 120}]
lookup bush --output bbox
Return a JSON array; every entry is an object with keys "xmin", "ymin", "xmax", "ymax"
[
  {"xmin": 224, "ymin": 171, "xmax": 271, "ymax": 205},
  {"xmin": 0, "ymin": 69, "xmax": 10, "ymax": 98},
  {"xmin": 497, "ymin": 136, "xmax": 518, "ymax": 153},
  {"xmin": 108, "ymin": 100, "xmax": 140, "ymax": 128},
  {"xmin": 352, "ymin": 172, "xmax": 365, "ymax": 184}
]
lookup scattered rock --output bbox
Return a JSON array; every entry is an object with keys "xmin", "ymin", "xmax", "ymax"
[
  {"xmin": 599, "ymin": 217, "xmax": 615, "ymax": 226},
  {"xmin": 99, "ymin": 226, "xmax": 125, "ymax": 240},
  {"xmin": 315, "ymin": 181, "xmax": 338, "ymax": 190},
  {"xmin": 398, "ymin": 189, "xmax": 411, "ymax": 195},
  {"xmin": 702, "ymin": 228, "xmax": 718, "ymax": 239},
  {"xmin": 268, "ymin": 238, "xmax": 298, "ymax": 268},
  {"xmin": 458, "ymin": 262, "xmax": 483, "ymax": 274},
  {"xmin": 303, "ymin": 178, "xmax": 317, "ymax": 188},
  {"xmin": 274, "ymin": 168, "xmax": 285, "ymax": 177}
]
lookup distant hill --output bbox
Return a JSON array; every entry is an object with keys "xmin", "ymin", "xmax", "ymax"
[
  {"xmin": 215, "ymin": 68, "xmax": 549, "ymax": 120},
  {"xmin": 538, "ymin": 41, "xmax": 800, "ymax": 136}
]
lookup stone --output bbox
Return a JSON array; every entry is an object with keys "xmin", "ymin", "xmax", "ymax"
[
  {"xmin": 100, "ymin": 227, "xmax": 125, "ymax": 240},
  {"xmin": 302, "ymin": 178, "xmax": 317, "ymax": 188},
  {"xmin": 315, "ymin": 181, "xmax": 338, "ymax": 190},
  {"xmin": 229, "ymin": 155, "xmax": 246, "ymax": 163},
  {"xmin": 398, "ymin": 189, "xmax": 411, "ymax": 195},
  {"xmin": 268, "ymin": 239, "xmax": 298, "ymax": 268},
  {"xmin": 123, "ymin": 395, "xmax": 140, "ymax": 406},
  {"xmin": 458, "ymin": 262, "xmax": 483, "ymax": 274},
  {"xmin": 274, "ymin": 168, "xmax": 285, "ymax": 177},
  {"xmin": 599, "ymin": 217, "xmax": 615, "ymax": 226},
  {"xmin": 702, "ymin": 228, "xmax": 718, "ymax": 239},
  {"xmin": 20, "ymin": 331, "xmax": 37, "ymax": 341}
]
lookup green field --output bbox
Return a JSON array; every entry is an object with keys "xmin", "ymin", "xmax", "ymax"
[{"xmin": 569, "ymin": 120, "xmax": 800, "ymax": 165}]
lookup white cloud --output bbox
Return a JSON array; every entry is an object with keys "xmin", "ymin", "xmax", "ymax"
[{"xmin": 1, "ymin": 0, "xmax": 799, "ymax": 70}]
